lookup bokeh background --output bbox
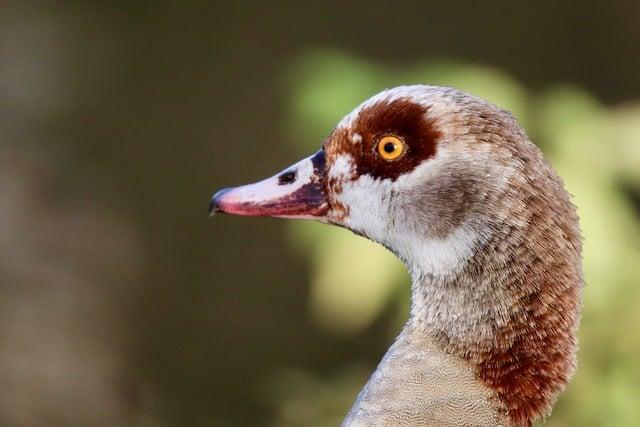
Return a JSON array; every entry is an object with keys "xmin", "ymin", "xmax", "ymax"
[{"xmin": 1, "ymin": 1, "xmax": 639, "ymax": 426}]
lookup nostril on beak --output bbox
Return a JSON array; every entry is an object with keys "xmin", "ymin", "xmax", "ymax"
[{"xmin": 278, "ymin": 170, "xmax": 297, "ymax": 185}]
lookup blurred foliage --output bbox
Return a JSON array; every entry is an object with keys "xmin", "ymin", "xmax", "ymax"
[{"xmin": 262, "ymin": 49, "xmax": 640, "ymax": 426}]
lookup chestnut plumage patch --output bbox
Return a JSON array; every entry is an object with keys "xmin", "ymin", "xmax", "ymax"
[
  {"xmin": 355, "ymin": 98, "xmax": 441, "ymax": 180},
  {"xmin": 328, "ymin": 98, "xmax": 442, "ymax": 182}
]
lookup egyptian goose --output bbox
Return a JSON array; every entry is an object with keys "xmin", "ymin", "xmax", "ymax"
[{"xmin": 210, "ymin": 85, "xmax": 583, "ymax": 427}]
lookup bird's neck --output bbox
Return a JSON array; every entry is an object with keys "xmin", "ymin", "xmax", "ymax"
[
  {"xmin": 400, "ymin": 214, "xmax": 580, "ymax": 426},
  {"xmin": 346, "ymin": 154, "xmax": 582, "ymax": 426}
]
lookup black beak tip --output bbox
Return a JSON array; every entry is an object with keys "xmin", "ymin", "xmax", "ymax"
[
  {"xmin": 208, "ymin": 199, "xmax": 219, "ymax": 217},
  {"xmin": 209, "ymin": 188, "xmax": 232, "ymax": 217}
]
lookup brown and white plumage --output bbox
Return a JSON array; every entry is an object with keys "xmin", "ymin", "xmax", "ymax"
[{"xmin": 211, "ymin": 85, "xmax": 583, "ymax": 427}]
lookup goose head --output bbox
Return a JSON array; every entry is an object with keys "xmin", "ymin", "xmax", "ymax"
[{"xmin": 210, "ymin": 85, "xmax": 583, "ymax": 426}]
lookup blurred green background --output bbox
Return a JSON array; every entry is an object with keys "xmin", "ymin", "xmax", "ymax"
[{"xmin": 1, "ymin": 1, "xmax": 639, "ymax": 426}]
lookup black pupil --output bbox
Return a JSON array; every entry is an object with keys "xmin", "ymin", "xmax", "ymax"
[{"xmin": 383, "ymin": 142, "xmax": 396, "ymax": 153}]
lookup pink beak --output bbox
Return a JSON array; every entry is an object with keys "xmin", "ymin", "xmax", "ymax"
[{"xmin": 209, "ymin": 150, "xmax": 328, "ymax": 219}]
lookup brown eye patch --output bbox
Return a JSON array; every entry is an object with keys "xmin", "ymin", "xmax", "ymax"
[{"xmin": 353, "ymin": 97, "xmax": 441, "ymax": 181}]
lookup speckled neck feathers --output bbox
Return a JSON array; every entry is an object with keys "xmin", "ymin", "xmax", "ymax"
[{"xmin": 407, "ymin": 158, "xmax": 583, "ymax": 426}]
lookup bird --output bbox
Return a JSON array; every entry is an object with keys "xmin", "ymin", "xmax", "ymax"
[{"xmin": 210, "ymin": 85, "xmax": 583, "ymax": 427}]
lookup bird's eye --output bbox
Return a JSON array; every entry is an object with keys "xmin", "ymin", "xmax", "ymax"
[{"xmin": 376, "ymin": 135, "xmax": 405, "ymax": 161}]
